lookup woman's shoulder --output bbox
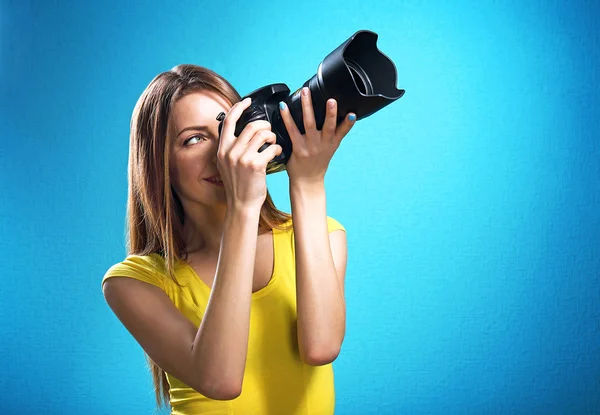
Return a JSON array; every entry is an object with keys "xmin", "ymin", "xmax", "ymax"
[
  {"xmin": 273, "ymin": 215, "xmax": 345, "ymax": 234},
  {"xmin": 326, "ymin": 216, "xmax": 346, "ymax": 233},
  {"xmin": 101, "ymin": 253, "xmax": 167, "ymax": 290}
]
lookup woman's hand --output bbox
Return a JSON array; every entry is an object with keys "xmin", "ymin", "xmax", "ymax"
[
  {"xmin": 217, "ymin": 98, "xmax": 283, "ymax": 211},
  {"xmin": 279, "ymin": 87, "xmax": 356, "ymax": 184}
]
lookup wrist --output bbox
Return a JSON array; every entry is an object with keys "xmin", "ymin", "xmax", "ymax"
[
  {"xmin": 289, "ymin": 180, "xmax": 326, "ymax": 206},
  {"xmin": 226, "ymin": 202, "xmax": 262, "ymax": 221},
  {"xmin": 289, "ymin": 177, "xmax": 325, "ymax": 193}
]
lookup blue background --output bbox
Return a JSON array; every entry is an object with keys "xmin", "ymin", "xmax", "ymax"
[{"xmin": 1, "ymin": 0, "xmax": 599, "ymax": 414}]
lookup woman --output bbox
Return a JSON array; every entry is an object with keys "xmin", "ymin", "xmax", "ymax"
[{"xmin": 102, "ymin": 64, "xmax": 355, "ymax": 414}]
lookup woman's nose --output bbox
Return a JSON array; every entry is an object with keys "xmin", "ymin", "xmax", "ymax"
[
  {"xmin": 211, "ymin": 138, "xmax": 219, "ymax": 164},
  {"xmin": 211, "ymin": 148, "xmax": 218, "ymax": 164}
]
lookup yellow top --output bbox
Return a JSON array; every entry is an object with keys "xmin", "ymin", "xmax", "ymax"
[{"xmin": 102, "ymin": 216, "xmax": 345, "ymax": 415}]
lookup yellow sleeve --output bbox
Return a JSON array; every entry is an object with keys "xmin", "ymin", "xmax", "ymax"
[
  {"xmin": 101, "ymin": 254, "xmax": 165, "ymax": 291},
  {"xmin": 327, "ymin": 216, "xmax": 346, "ymax": 233}
]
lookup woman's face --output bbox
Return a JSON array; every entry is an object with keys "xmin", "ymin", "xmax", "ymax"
[{"xmin": 169, "ymin": 90, "xmax": 231, "ymax": 208}]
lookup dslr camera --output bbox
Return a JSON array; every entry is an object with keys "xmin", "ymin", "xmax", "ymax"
[{"xmin": 218, "ymin": 30, "xmax": 405, "ymax": 174}]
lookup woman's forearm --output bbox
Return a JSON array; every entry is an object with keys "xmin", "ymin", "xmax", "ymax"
[
  {"xmin": 290, "ymin": 180, "xmax": 346, "ymax": 365},
  {"xmin": 190, "ymin": 206, "xmax": 261, "ymax": 399}
]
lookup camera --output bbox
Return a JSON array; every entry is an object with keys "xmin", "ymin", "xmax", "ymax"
[{"xmin": 217, "ymin": 30, "xmax": 405, "ymax": 174}]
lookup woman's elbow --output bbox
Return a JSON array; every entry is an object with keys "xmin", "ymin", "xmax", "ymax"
[
  {"xmin": 192, "ymin": 378, "xmax": 242, "ymax": 401},
  {"xmin": 301, "ymin": 345, "xmax": 341, "ymax": 366}
]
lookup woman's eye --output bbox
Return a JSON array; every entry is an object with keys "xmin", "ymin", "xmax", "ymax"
[{"xmin": 184, "ymin": 135, "xmax": 208, "ymax": 146}]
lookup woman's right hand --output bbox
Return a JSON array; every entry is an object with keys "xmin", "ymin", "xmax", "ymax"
[{"xmin": 217, "ymin": 98, "xmax": 282, "ymax": 211}]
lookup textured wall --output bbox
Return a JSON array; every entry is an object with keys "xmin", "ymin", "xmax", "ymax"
[{"xmin": 1, "ymin": 0, "xmax": 598, "ymax": 414}]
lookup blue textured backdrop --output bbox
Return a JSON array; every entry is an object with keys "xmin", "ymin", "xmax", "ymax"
[{"xmin": 1, "ymin": 0, "xmax": 599, "ymax": 414}]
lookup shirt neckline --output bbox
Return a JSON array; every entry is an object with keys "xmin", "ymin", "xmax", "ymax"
[{"xmin": 182, "ymin": 226, "xmax": 282, "ymax": 300}]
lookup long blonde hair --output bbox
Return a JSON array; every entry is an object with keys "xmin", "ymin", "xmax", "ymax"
[{"xmin": 126, "ymin": 64, "xmax": 291, "ymax": 410}]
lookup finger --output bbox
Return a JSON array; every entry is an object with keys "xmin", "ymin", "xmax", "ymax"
[
  {"xmin": 322, "ymin": 99, "xmax": 337, "ymax": 140},
  {"xmin": 246, "ymin": 129, "xmax": 276, "ymax": 153},
  {"xmin": 236, "ymin": 120, "xmax": 272, "ymax": 146},
  {"xmin": 278, "ymin": 101, "xmax": 302, "ymax": 147},
  {"xmin": 219, "ymin": 97, "xmax": 252, "ymax": 149},
  {"xmin": 334, "ymin": 113, "xmax": 357, "ymax": 143},
  {"xmin": 300, "ymin": 87, "xmax": 317, "ymax": 134},
  {"xmin": 256, "ymin": 143, "xmax": 283, "ymax": 166}
]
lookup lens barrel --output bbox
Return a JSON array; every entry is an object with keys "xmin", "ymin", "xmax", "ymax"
[{"xmin": 218, "ymin": 30, "xmax": 405, "ymax": 174}]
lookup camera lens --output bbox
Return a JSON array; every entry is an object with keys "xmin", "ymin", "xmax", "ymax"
[
  {"xmin": 224, "ymin": 30, "xmax": 405, "ymax": 175},
  {"xmin": 345, "ymin": 59, "xmax": 373, "ymax": 95}
]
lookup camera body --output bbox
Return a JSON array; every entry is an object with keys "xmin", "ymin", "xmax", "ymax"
[
  {"xmin": 218, "ymin": 30, "xmax": 405, "ymax": 174},
  {"xmin": 225, "ymin": 84, "xmax": 293, "ymax": 174}
]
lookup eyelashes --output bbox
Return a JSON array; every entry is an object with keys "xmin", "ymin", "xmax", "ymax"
[{"xmin": 183, "ymin": 135, "xmax": 209, "ymax": 146}]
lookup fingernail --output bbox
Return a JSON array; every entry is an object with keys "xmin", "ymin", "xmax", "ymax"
[
  {"xmin": 328, "ymin": 99, "xmax": 335, "ymax": 109},
  {"xmin": 279, "ymin": 101, "xmax": 286, "ymax": 110},
  {"xmin": 302, "ymin": 87, "xmax": 309, "ymax": 96},
  {"xmin": 348, "ymin": 114, "xmax": 356, "ymax": 122}
]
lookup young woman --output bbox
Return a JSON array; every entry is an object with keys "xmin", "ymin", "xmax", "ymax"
[{"xmin": 102, "ymin": 64, "xmax": 355, "ymax": 414}]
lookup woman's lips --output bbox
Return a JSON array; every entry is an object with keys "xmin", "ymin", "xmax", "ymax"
[{"xmin": 204, "ymin": 178, "xmax": 224, "ymax": 187}]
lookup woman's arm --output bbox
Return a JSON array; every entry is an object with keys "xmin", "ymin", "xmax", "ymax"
[
  {"xmin": 277, "ymin": 87, "xmax": 354, "ymax": 366},
  {"xmin": 103, "ymin": 206, "xmax": 261, "ymax": 400},
  {"xmin": 189, "ymin": 206, "xmax": 262, "ymax": 396},
  {"xmin": 290, "ymin": 179, "xmax": 348, "ymax": 366}
]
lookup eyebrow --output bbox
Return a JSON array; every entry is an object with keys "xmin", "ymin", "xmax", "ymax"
[{"xmin": 176, "ymin": 125, "xmax": 211, "ymax": 139}]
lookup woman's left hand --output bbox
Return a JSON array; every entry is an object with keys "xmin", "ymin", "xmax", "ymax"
[{"xmin": 279, "ymin": 87, "xmax": 356, "ymax": 184}]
